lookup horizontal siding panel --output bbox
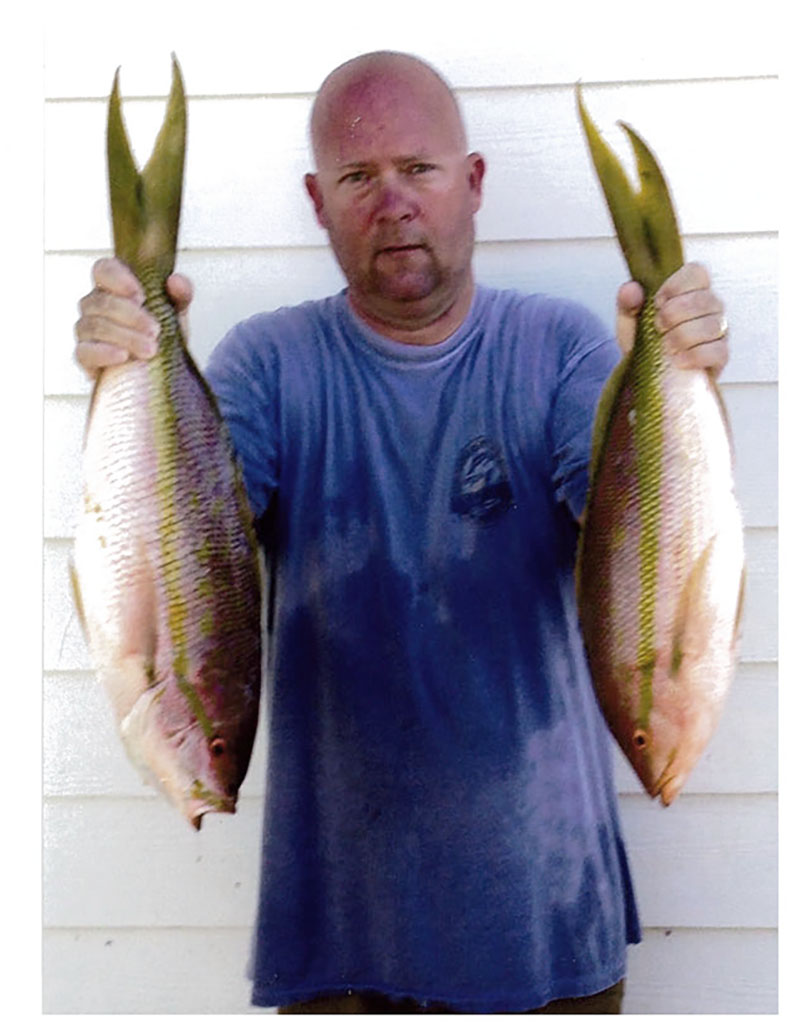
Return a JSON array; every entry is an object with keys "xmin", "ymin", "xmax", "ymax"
[
  {"xmin": 42, "ymin": 925, "xmax": 776, "ymax": 1014},
  {"xmin": 43, "ymin": 794, "xmax": 776, "ymax": 931},
  {"xmin": 42, "ymin": 384, "xmax": 777, "ymax": 538},
  {"xmin": 619, "ymin": 795, "xmax": 777, "ymax": 929},
  {"xmin": 44, "ymin": 797, "xmax": 264, "ymax": 930},
  {"xmin": 44, "ymin": 662, "xmax": 775, "ymax": 800},
  {"xmin": 42, "ymin": 527, "xmax": 777, "ymax": 673},
  {"xmin": 43, "ymin": 927, "xmax": 260, "ymax": 1014},
  {"xmin": 44, "ymin": 232, "xmax": 777, "ymax": 397},
  {"xmin": 43, "ymin": 2, "xmax": 778, "ymax": 99},
  {"xmin": 624, "ymin": 927, "xmax": 777, "ymax": 1014},
  {"xmin": 722, "ymin": 384, "xmax": 778, "ymax": 529},
  {"xmin": 45, "ymin": 79, "xmax": 778, "ymax": 252}
]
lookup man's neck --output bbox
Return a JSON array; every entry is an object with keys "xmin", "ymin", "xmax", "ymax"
[{"xmin": 346, "ymin": 278, "xmax": 475, "ymax": 346}]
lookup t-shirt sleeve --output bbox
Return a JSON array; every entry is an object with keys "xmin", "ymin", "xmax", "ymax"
[
  {"xmin": 204, "ymin": 316, "xmax": 280, "ymax": 523},
  {"xmin": 546, "ymin": 305, "xmax": 621, "ymax": 521}
]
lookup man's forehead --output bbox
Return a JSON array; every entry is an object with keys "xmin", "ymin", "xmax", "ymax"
[
  {"xmin": 330, "ymin": 150, "xmax": 442, "ymax": 172},
  {"xmin": 311, "ymin": 53, "xmax": 466, "ymax": 163}
]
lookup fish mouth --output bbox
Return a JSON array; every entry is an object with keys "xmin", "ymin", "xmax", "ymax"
[
  {"xmin": 188, "ymin": 797, "xmax": 236, "ymax": 831},
  {"xmin": 186, "ymin": 781, "xmax": 237, "ymax": 830},
  {"xmin": 652, "ymin": 768, "xmax": 683, "ymax": 807}
]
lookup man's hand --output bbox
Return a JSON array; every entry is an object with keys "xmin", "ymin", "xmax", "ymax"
[
  {"xmin": 74, "ymin": 257, "xmax": 194, "ymax": 378},
  {"xmin": 615, "ymin": 262, "xmax": 729, "ymax": 378}
]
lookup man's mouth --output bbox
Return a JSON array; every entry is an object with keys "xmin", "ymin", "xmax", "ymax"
[{"xmin": 376, "ymin": 243, "xmax": 426, "ymax": 255}]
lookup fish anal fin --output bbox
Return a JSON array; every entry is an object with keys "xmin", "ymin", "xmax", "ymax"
[
  {"xmin": 732, "ymin": 565, "xmax": 747, "ymax": 650},
  {"xmin": 68, "ymin": 558, "xmax": 88, "ymax": 639}
]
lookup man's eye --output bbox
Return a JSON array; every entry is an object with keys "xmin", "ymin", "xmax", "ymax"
[
  {"xmin": 408, "ymin": 163, "xmax": 434, "ymax": 174},
  {"xmin": 340, "ymin": 171, "xmax": 368, "ymax": 185}
]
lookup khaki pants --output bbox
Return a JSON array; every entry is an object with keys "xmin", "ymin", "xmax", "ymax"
[{"xmin": 278, "ymin": 978, "xmax": 625, "ymax": 1014}]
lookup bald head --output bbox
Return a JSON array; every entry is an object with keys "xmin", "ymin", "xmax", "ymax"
[
  {"xmin": 303, "ymin": 50, "xmax": 485, "ymax": 343},
  {"xmin": 309, "ymin": 51, "xmax": 467, "ymax": 169}
]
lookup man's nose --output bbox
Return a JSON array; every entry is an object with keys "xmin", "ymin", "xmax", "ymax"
[{"xmin": 373, "ymin": 176, "xmax": 419, "ymax": 222}]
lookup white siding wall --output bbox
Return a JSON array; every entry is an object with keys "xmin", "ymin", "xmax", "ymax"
[{"xmin": 42, "ymin": 0, "xmax": 778, "ymax": 1014}]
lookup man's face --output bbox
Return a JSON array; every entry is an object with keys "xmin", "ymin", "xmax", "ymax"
[{"xmin": 305, "ymin": 67, "xmax": 485, "ymax": 333}]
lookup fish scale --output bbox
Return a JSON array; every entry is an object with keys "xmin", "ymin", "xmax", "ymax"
[{"xmin": 72, "ymin": 57, "xmax": 262, "ymax": 829}]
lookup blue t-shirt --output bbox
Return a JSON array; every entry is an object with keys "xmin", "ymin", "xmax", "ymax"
[{"xmin": 204, "ymin": 285, "xmax": 641, "ymax": 1013}]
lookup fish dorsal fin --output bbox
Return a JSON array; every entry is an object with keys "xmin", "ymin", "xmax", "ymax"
[{"xmin": 587, "ymin": 351, "xmax": 631, "ymax": 486}]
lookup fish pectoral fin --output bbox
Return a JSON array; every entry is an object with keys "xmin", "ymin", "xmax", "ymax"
[
  {"xmin": 669, "ymin": 536, "xmax": 717, "ymax": 675},
  {"xmin": 100, "ymin": 556, "xmax": 160, "ymax": 719},
  {"xmin": 118, "ymin": 680, "xmax": 171, "ymax": 791},
  {"xmin": 119, "ymin": 565, "xmax": 159, "ymax": 673}
]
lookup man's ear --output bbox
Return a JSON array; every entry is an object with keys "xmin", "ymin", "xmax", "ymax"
[
  {"xmin": 467, "ymin": 152, "xmax": 486, "ymax": 213},
  {"xmin": 304, "ymin": 173, "xmax": 328, "ymax": 229}
]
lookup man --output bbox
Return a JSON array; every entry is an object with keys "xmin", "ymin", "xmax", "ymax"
[{"xmin": 74, "ymin": 51, "xmax": 729, "ymax": 1014}]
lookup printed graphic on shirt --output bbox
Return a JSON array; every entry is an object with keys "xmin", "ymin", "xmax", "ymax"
[{"xmin": 450, "ymin": 436, "xmax": 514, "ymax": 525}]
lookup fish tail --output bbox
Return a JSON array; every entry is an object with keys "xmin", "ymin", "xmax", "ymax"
[
  {"xmin": 107, "ymin": 54, "xmax": 186, "ymax": 283},
  {"xmin": 576, "ymin": 85, "xmax": 683, "ymax": 293}
]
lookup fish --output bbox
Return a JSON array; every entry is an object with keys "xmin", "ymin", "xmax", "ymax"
[
  {"xmin": 574, "ymin": 86, "xmax": 745, "ymax": 806},
  {"xmin": 70, "ymin": 55, "xmax": 262, "ymax": 829}
]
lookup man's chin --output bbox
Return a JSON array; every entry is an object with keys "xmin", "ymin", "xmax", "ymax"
[{"xmin": 370, "ymin": 272, "xmax": 441, "ymax": 304}]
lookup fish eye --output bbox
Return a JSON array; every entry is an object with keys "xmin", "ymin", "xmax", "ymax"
[
  {"xmin": 632, "ymin": 729, "xmax": 649, "ymax": 750},
  {"xmin": 210, "ymin": 737, "xmax": 226, "ymax": 757}
]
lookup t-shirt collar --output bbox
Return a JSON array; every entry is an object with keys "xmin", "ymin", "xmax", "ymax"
[{"xmin": 338, "ymin": 287, "xmax": 486, "ymax": 364}]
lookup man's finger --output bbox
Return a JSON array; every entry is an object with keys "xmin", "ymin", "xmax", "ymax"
[
  {"xmin": 660, "ymin": 313, "xmax": 729, "ymax": 359},
  {"xmin": 616, "ymin": 280, "xmax": 645, "ymax": 316},
  {"xmin": 667, "ymin": 334, "xmax": 729, "ymax": 377},
  {"xmin": 92, "ymin": 256, "xmax": 145, "ymax": 304},
  {"xmin": 74, "ymin": 311, "xmax": 159, "ymax": 361},
  {"xmin": 653, "ymin": 261, "xmax": 710, "ymax": 305},
  {"xmin": 166, "ymin": 272, "xmax": 194, "ymax": 312},
  {"xmin": 615, "ymin": 280, "xmax": 645, "ymax": 355},
  {"xmin": 74, "ymin": 340, "xmax": 132, "ymax": 378},
  {"xmin": 654, "ymin": 289, "xmax": 723, "ymax": 336},
  {"xmin": 79, "ymin": 286, "xmax": 160, "ymax": 337}
]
